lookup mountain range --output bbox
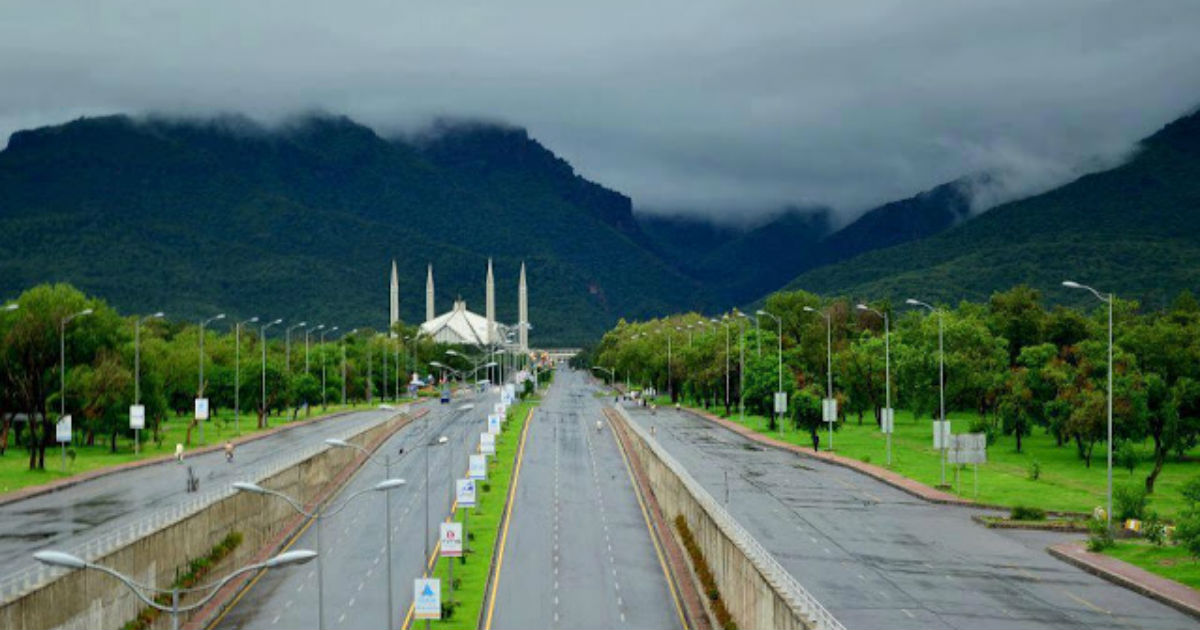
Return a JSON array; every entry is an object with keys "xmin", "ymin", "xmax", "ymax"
[{"xmin": 1, "ymin": 106, "xmax": 1197, "ymax": 343}]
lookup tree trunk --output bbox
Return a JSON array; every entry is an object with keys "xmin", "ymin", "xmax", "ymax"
[
  {"xmin": 110, "ymin": 431, "xmax": 118, "ymax": 453},
  {"xmin": 1015, "ymin": 431, "xmax": 1022, "ymax": 454},
  {"xmin": 1146, "ymin": 434, "xmax": 1166, "ymax": 494}
]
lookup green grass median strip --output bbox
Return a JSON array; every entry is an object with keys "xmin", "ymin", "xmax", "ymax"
[{"xmin": 427, "ymin": 398, "xmax": 537, "ymax": 629}]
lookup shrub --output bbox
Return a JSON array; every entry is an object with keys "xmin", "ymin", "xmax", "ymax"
[
  {"xmin": 1175, "ymin": 513, "xmax": 1200, "ymax": 557},
  {"xmin": 1087, "ymin": 516, "xmax": 1114, "ymax": 551},
  {"xmin": 1117, "ymin": 441, "xmax": 1139, "ymax": 476},
  {"xmin": 1010, "ymin": 505, "xmax": 1046, "ymax": 521},
  {"xmin": 860, "ymin": 454, "xmax": 871, "ymax": 464},
  {"xmin": 1027, "ymin": 459, "xmax": 1041, "ymax": 481},
  {"xmin": 1114, "ymin": 484, "xmax": 1149, "ymax": 521},
  {"xmin": 1144, "ymin": 514, "xmax": 1167, "ymax": 547}
]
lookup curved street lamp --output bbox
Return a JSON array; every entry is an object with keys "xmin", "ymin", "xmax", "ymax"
[
  {"xmin": 906, "ymin": 298, "xmax": 946, "ymax": 485},
  {"xmin": 857, "ymin": 304, "xmax": 892, "ymax": 465},
  {"xmin": 35, "ymin": 548, "xmax": 316, "ymax": 630},
  {"xmin": 261, "ymin": 319, "xmax": 284, "ymax": 425},
  {"xmin": 234, "ymin": 317, "xmax": 259, "ymax": 435},
  {"xmin": 58, "ymin": 308, "xmax": 93, "ymax": 469},
  {"xmin": 233, "ymin": 478, "xmax": 406, "ymax": 630},
  {"xmin": 1064, "ymin": 280, "xmax": 1115, "ymax": 529}
]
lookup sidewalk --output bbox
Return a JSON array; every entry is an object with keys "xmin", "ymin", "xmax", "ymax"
[{"xmin": 1049, "ymin": 541, "xmax": 1200, "ymax": 620}]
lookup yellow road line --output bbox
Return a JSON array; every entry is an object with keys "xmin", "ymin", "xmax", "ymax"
[
  {"xmin": 206, "ymin": 511, "xmax": 318, "ymax": 629},
  {"xmin": 483, "ymin": 407, "xmax": 535, "ymax": 630},
  {"xmin": 607, "ymin": 410, "xmax": 689, "ymax": 630}
]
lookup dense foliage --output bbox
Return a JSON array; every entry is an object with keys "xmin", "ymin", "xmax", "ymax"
[
  {"xmin": 586, "ymin": 285, "xmax": 1200, "ymax": 493},
  {"xmin": 0, "ymin": 283, "xmax": 517, "ymax": 470}
]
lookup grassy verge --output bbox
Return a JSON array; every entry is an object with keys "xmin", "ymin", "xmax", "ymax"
[
  {"xmin": 1104, "ymin": 540, "xmax": 1200, "ymax": 589},
  {"xmin": 426, "ymin": 397, "xmax": 538, "ymax": 629},
  {"xmin": 661, "ymin": 398, "xmax": 1200, "ymax": 520},
  {"xmin": 0, "ymin": 401, "xmax": 402, "ymax": 495}
]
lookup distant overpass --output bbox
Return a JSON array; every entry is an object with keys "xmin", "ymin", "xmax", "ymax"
[{"xmin": 532, "ymin": 347, "xmax": 581, "ymax": 361}]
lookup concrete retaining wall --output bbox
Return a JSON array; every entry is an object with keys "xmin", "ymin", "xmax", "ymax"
[
  {"xmin": 0, "ymin": 410, "xmax": 415, "ymax": 630},
  {"xmin": 613, "ymin": 406, "xmax": 842, "ymax": 630}
]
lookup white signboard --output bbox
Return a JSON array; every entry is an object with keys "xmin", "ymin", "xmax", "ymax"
[
  {"xmin": 194, "ymin": 397, "xmax": 209, "ymax": 421},
  {"xmin": 502, "ymin": 384, "xmax": 516, "ymax": 404},
  {"xmin": 469, "ymin": 454, "xmax": 487, "ymax": 480},
  {"xmin": 493, "ymin": 403, "xmax": 506, "ymax": 416},
  {"xmin": 933, "ymin": 420, "xmax": 952, "ymax": 449},
  {"xmin": 480, "ymin": 432, "xmax": 496, "ymax": 455},
  {"xmin": 948, "ymin": 432, "xmax": 988, "ymax": 464},
  {"xmin": 413, "ymin": 578, "xmax": 441, "ymax": 620},
  {"xmin": 773, "ymin": 392, "xmax": 787, "ymax": 414},
  {"xmin": 456, "ymin": 479, "xmax": 477, "ymax": 507},
  {"xmin": 880, "ymin": 408, "xmax": 894, "ymax": 434},
  {"xmin": 129, "ymin": 404, "xmax": 146, "ymax": 430},
  {"xmin": 55, "ymin": 415, "xmax": 72, "ymax": 443},
  {"xmin": 440, "ymin": 522, "xmax": 464, "ymax": 557},
  {"xmin": 822, "ymin": 398, "xmax": 838, "ymax": 423},
  {"xmin": 487, "ymin": 414, "xmax": 502, "ymax": 435}
]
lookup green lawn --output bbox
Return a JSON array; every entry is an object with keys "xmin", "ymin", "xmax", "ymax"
[
  {"xmin": 662, "ymin": 397, "xmax": 1200, "ymax": 520},
  {"xmin": 426, "ymin": 397, "xmax": 538, "ymax": 629},
  {"xmin": 0, "ymin": 401, "xmax": 394, "ymax": 495},
  {"xmin": 1104, "ymin": 540, "xmax": 1200, "ymax": 589}
]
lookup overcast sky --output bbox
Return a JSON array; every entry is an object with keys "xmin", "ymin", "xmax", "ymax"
[{"xmin": 2, "ymin": 1, "xmax": 1199, "ymax": 225}]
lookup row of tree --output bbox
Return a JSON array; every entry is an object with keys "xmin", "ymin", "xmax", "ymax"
[
  {"xmin": 0, "ymin": 283, "xmax": 496, "ymax": 470},
  {"xmin": 580, "ymin": 285, "xmax": 1200, "ymax": 494}
]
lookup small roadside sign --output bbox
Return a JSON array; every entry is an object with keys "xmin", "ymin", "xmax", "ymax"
[
  {"xmin": 55, "ymin": 415, "xmax": 72, "ymax": 443},
  {"xmin": 194, "ymin": 398, "xmax": 209, "ymax": 421},
  {"xmin": 469, "ymin": 454, "xmax": 487, "ymax": 480},
  {"xmin": 130, "ymin": 404, "xmax": 146, "ymax": 430},
  {"xmin": 487, "ymin": 414, "xmax": 501, "ymax": 435},
  {"xmin": 440, "ymin": 522, "xmax": 463, "ymax": 557},
  {"xmin": 456, "ymin": 479, "xmax": 476, "ymax": 507},
  {"xmin": 493, "ymin": 402, "xmax": 506, "ymax": 416},
  {"xmin": 773, "ymin": 392, "xmax": 787, "ymax": 414},
  {"xmin": 933, "ymin": 420, "xmax": 951, "ymax": 449},
  {"xmin": 880, "ymin": 408, "xmax": 894, "ymax": 434},
  {"xmin": 822, "ymin": 398, "xmax": 838, "ymax": 423},
  {"xmin": 480, "ymin": 432, "xmax": 496, "ymax": 455},
  {"xmin": 413, "ymin": 578, "xmax": 441, "ymax": 620}
]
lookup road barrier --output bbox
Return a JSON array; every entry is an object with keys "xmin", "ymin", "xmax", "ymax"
[
  {"xmin": 613, "ymin": 405, "xmax": 843, "ymax": 630},
  {"xmin": 0, "ymin": 406, "xmax": 417, "ymax": 630}
]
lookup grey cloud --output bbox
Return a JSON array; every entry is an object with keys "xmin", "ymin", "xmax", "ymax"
[{"xmin": 1, "ymin": 0, "xmax": 1198, "ymax": 224}]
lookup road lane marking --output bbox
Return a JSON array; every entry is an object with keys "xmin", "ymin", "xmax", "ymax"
[{"xmin": 483, "ymin": 405, "xmax": 535, "ymax": 630}]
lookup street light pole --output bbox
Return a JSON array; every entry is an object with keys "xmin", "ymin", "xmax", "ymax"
[
  {"xmin": 320, "ymin": 327, "xmax": 336, "ymax": 410},
  {"xmin": 134, "ymin": 312, "xmax": 164, "ymax": 453},
  {"xmin": 35, "ymin": 549, "xmax": 316, "ymax": 630},
  {"xmin": 198, "ymin": 313, "xmax": 226, "ymax": 445},
  {"xmin": 1064, "ymin": 281, "xmax": 1116, "ymax": 529},
  {"xmin": 907, "ymin": 299, "xmax": 946, "ymax": 485},
  {"xmin": 235, "ymin": 317, "xmax": 259, "ymax": 436},
  {"xmin": 858, "ymin": 305, "xmax": 891, "ymax": 465},
  {"xmin": 757, "ymin": 310, "xmax": 783, "ymax": 429},
  {"xmin": 59, "ymin": 308, "xmax": 93, "ymax": 470},
  {"xmin": 734, "ymin": 311, "xmax": 747, "ymax": 422},
  {"xmin": 305, "ymin": 325, "xmax": 324, "ymax": 375},
  {"xmin": 286, "ymin": 322, "xmax": 307, "ymax": 374},
  {"xmin": 803, "ymin": 307, "xmax": 834, "ymax": 450},
  {"xmin": 261, "ymin": 319, "xmax": 283, "ymax": 427},
  {"xmin": 234, "ymin": 479, "xmax": 405, "ymax": 630}
]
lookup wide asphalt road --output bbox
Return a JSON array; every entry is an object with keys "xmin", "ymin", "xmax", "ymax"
[
  {"xmin": 0, "ymin": 405, "xmax": 400, "ymax": 578},
  {"xmin": 625, "ymin": 404, "xmax": 1199, "ymax": 630},
  {"xmin": 215, "ymin": 391, "xmax": 491, "ymax": 630},
  {"xmin": 489, "ymin": 369, "xmax": 684, "ymax": 630}
]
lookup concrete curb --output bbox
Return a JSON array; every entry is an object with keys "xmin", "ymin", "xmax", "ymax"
[
  {"xmin": 0, "ymin": 404, "xmax": 413, "ymax": 507},
  {"xmin": 185, "ymin": 407, "xmax": 430, "ymax": 630},
  {"xmin": 1047, "ymin": 541, "xmax": 1200, "ymax": 621}
]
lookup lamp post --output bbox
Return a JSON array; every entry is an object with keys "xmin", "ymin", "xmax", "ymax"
[
  {"xmin": 35, "ymin": 549, "xmax": 316, "ymax": 630},
  {"xmin": 320, "ymin": 327, "xmax": 337, "ymax": 410},
  {"xmin": 734, "ymin": 311, "xmax": 748, "ymax": 422},
  {"xmin": 325, "ymin": 438, "xmax": 404, "ymax": 629},
  {"xmin": 234, "ymin": 478, "xmax": 406, "ymax": 630},
  {"xmin": 286, "ymin": 322, "xmax": 307, "ymax": 373},
  {"xmin": 234, "ymin": 317, "xmax": 259, "ymax": 436},
  {"xmin": 804, "ymin": 306, "xmax": 834, "ymax": 450},
  {"xmin": 857, "ymin": 304, "xmax": 892, "ymax": 465},
  {"xmin": 757, "ymin": 310, "xmax": 783, "ymax": 429},
  {"xmin": 340, "ymin": 329, "xmax": 357, "ymax": 406},
  {"xmin": 59, "ymin": 308, "xmax": 93, "ymax": 470},
  {"xmin": 133, "ymin": 312, "xmax": 164, "ymax": 453},
  {"xmin": 197, "ymin": 313, "xmax": 226, "ymax": 445},
  {"xmin": 907, "ymin": 298, "xmax": 946, "ymax": 486},
  {"xmin": 717, "ymin": 317, "xmax": 731, "ymax": 415},
  {"xmin": 261, "ymin": 319, "xmax": 283, "ymax": 426},
  {"xmin": 305, "ymin": 325, "xmax": 324, "ymax": 375},
  {"xmin": 1064, "ymin": 280, "xmax": 1115, "ymax": 529},
  {"xmin": 423, "ymin": 433, "xmax": 449, "ymax": 576},
  {"xmin": 592, "ymin": 365, "xmax": 615, "ymax": 388}
]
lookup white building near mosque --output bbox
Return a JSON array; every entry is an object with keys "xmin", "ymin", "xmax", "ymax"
[{"xmin": 414, "ymin": 259, "xmax": 529, "ymax": 348}]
